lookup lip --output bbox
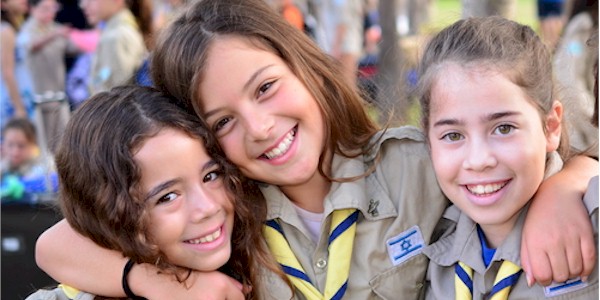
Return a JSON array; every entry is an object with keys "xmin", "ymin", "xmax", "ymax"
[
  {"xmin": 258, "ymin": 125, "xmax": 298, "ymax": 165},
  {"xmin": 183, "ymin": 225, "xmax": 227, "ymax": 252},
  {"xmin": 462, "ymin": 179, "xmax": 511, "ymax": 206}
]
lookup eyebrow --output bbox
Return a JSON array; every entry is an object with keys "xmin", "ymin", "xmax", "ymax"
[
  {"xmin": 244, "ymin": 64, "xmax": 274, "ymax": 91},
  {"xmin": 203, "ymin": 64, "xmax": 275, "ymax": 119},
  {"xmin": 143, "ymin": 159, "xmax": 219, "ymax": 202},
  {"xmin": 432, "ymin": 111, "xmax": 520, "ymax": 128}
]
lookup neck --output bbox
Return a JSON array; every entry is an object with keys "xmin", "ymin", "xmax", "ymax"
[
  {"xmin": 281, "ymin": 171, "xmax": 330, "ymax": 213},
  {"xmin": 478, "ymin": 213, "xmax": 521, "ymax": 249}
]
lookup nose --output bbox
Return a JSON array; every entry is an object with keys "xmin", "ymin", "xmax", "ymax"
[
  {"xmin": 461, "ymin": 137, "xmax": 497, "ymax": 172},
  {"xmin": 241, "ymin": 104, "xmax": 274, "ymax": 142},
  {"xmin": 188, "ymin": 186, "xmax": 222, "ymax": 223}
]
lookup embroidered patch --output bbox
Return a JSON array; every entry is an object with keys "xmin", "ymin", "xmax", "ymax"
[
  {"xmin": 544, "ymin": 277, "xmax": 589, "ymax": 297},
  {"xmin": 386, "ymin": 225, "xmax": 425, "ymax": 266}
]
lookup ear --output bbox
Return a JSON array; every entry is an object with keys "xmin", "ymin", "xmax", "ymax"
[{"xmin": 545, "ymin": 100, "xmax": 563, "ymax": 152}]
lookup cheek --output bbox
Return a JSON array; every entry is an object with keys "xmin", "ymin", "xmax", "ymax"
[
  {"xmin": 220, "ymin": 135, "xmax": 245, "ymax": 163},
  {"xmin": 147, "ymin": 213, "xmax": 178, "ymax": 246},
  {"xmin": 429, "ymin": 144, "xmax": 456, "ymax": 181}
]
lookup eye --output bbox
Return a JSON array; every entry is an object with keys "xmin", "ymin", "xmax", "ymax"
[
  {"xmin": 494, "ymin": 124, "xmax": 514, "ymax": 135},
  {"xmin": 156, "ymin": 192, "xmax": 177, "ymax": 205},
  {"xmin": 441, "ymin": 132, "xmax": 463, "ymax": 142},
  {"xmin": 258, "ymin": 81, "xmax": 274, "ymax": 96},
  {"xmin": 213, "ymin": 116, "xmax": 232, "ymax": 132},
  {"xmin": 203, "ymin": 170, "xmax": 221, "ymax": 183}
]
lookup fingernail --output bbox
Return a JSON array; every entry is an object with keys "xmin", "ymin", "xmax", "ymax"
[
  {"xmin": 582, "ymin": 276, "xmax": 588, "ymax": 282},
  {"xmin": 526, "ymin": 273, "xmax": 534, "ymax": 287}
]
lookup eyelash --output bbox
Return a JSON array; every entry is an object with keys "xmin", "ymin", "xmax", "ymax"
[
  {"xmin": 440, "ymin": 132, "xmax": 463, "ymax": 142},
  {"xmin": 213, "ymin": 116, "xmax": 232, "ymax": 132},
  {"xmin": 440, "ymin": 124, "xmax": 516, "ymax": 142},
  {"xmin": 494, "ymin": 124, "xmax": 515, "ymax": 135},
  {"xmin": 154, "ymin": 169, "xmax": 222, "ymax": 206},
  {"xmin": 258, "ymin": 81, "xmax": 274, "ymax": 96},
  {"xmin": 156, "ymin": 192, "xmax": 177, "ymax": 205},
  {"xmin": 203, "ymin": 170, "xmax": 221, "ymax": 183}
]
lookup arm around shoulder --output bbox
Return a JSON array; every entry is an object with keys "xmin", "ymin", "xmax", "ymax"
[
  {"xmin": 36, "ymin": 219, "xmax": 247, "ymax": 299},
  {"xmin": 35, "ymin": 219, "xmax": 129, "ymax": 297},
  {"xmin": 521, "ymin": 155, "xmax": 598, "ymax": 286}
]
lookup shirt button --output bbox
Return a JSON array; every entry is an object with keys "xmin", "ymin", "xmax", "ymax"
[{"xmin": 316, "ymin": 258, "xmax": 327, "ymax": 269}]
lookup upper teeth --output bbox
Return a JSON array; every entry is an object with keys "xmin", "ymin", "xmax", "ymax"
[
  {"xmin": 467, "ymin": 183, "xmax": 505, "ymax": 195},
  {"xmin": 186, "ymin": 229, "xmax": 221, "ymax": 244},
  {"xmin": 264, "ymin": 130, "xmax": 295, "ymax": 159}
]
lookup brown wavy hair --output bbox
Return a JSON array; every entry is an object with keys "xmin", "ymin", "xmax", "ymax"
[
  {"xmin": 150, "ymin": 0, "xmax": 380, "ymax": 182},
  {"xmin": 56, "ymin": 85, "xmax": 272, "ymax": 299}
]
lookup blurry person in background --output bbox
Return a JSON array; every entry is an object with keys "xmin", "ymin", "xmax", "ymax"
[
  {"xmin": 1, "ymin": 0, "xmax": 31, "ymax": 124},
  {"xmin": 553, "ymin": 0, "xmax": 598, "ymax": 153},
  {"xmin": 152, "ymin": 0, "xmax": 186, "ymax": 35},
  {"xmin": 537, "ymin": 0, "xmax": 566, "ymax": 51},
  {"xmin": 1, "ymin": 118, "xmax": 57, "ymax": 203},
  {"xmin": 79, "ymin": 0, "xmax": 149, "ymax": 94},
  {"xmin": 17, "ymin": 0, "xmax": 81, "ymax": 153},
  {"xmin": 316, "ymin": 0, "xmax": 364, "ymax": 85}
]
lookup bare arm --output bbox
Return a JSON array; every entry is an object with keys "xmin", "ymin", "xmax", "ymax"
[
  {"xmin": 35, "ymin": 219, "xmax": 245, "ymax": 299},
  {"xmin": 1, "ymin": 26, "xmax": 26, "ymax": 117},
  {"xmin": 521, "ymin": 155, "xmax": 598, "ymax": 286},
  {"xmin": 29, "ymin": 26, "xmax": 68, "ymax": 53}
]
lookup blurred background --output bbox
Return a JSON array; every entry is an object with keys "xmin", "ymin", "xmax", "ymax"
[{"xmin": 1, "ymin": 0, "xmax": 597, "ymax": 298}]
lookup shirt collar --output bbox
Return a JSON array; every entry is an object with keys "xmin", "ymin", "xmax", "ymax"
[
  {"xmin": 262, "ymin": 152, "xmax": 398, "ymax": 222},
  {"xmin": 424, "ymin": 205, "xmax": 527, "ymax": 274}
]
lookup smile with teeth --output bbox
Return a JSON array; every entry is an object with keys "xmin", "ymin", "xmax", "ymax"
[
  {"xmin": 262, "ymin": 128, "xmax": 296, "ymax": 159},
  {"xmin": 185, "ymin": 228, "xmax": 221, "ymax": 244},
  {"xmin": 466, "ymin": 181, "xmax": 507, "ymax": 196}
]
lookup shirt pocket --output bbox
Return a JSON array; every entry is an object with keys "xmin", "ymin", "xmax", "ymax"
[{"xmin": 369, "ymin": 254, "xmax": 428, "ymax": 300}]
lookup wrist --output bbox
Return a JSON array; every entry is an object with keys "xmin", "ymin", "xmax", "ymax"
[{"xmin": 123, "ymin": 259, "xmax": 147, "ymax": 299}]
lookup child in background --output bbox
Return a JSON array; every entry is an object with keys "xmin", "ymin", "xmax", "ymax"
[
  {"xmin": 417, "ymin": 17, "xmax": 598, "ymax": 299},
  {"xmin": 79, "ymin": 0, "xmax": 149, "ymax": 94},
  {"xmin": 1, "ymin": 117, "xmax": 57, "ymax": 202},
  {"xmin": 17, "ymin": 0, "xmax": 80, "ymax": 153},
  {"xmin": 26, "ymin": 85, "xmax": 286, "ymax": 300},
  {"xmin": 35, "ymin": 1, "xmax": 598, "ymax": 299},
  {"xmin": 1, "ymin": 0, "xmax": 32, "ymax": 123}
]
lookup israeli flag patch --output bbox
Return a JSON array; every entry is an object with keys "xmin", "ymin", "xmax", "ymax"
[
  {"xmin": 386, "ymin": 225, "xmax": 425, "ymax": 266},
  {"xmin": 544, "ymin": 277, "xmax": 588, "ymax": 297}
]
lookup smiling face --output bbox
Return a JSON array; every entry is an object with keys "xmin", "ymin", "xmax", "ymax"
[
  {"xmin": 199, "ymin": 36, "xmax": 327, "ymax": 194},
  {"xmin": 134, "ymin": 128, "xmax": 234, "ymax": 271},
  {"xmin": 427, "ymin": 64, "xmax": 561, "ymax": 246},
  {"xmin": 2, "ymin": 127, "xmax": 35, "ymax": 168}
]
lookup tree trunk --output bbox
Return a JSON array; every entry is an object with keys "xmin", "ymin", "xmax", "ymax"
[{"xmin": 376, "ymin": 0, "xmax": 409, "ymax": 125}]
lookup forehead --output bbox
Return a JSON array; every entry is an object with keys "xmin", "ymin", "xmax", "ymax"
[
  {"xmin": 3, "ymin": 128, "xmax": 29, "ymax": 141},
  {"xmin": 199, "ymin": 36, "xmax": 283, "ymax": 95},
  {"xmin": 430, "ymin": 64, "xmax": 536, "ymax": 115}
]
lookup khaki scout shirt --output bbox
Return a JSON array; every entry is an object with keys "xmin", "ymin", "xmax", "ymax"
[
  {"xmin": 423, "ymin": 201, "xmax": 599, "ymax": 299},
  {"xmin": 90, "ymin": 9, "xmax": 146, "ymax": 94},
  {"xmin": 256, "ymin": 127, "xmax": 448, "ymax": 299},
  {"xmin": 18, "ymin": 19, "xmax": 79, "ymax": 95}
]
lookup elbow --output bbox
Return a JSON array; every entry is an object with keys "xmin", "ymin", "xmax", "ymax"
[
  {"xmin": 34, "ymin": 219, "xmax": 65, "ymax": 278},
  {"xmin": 35, "ymin": 226, "xmax": 54, "ymax": 275}
]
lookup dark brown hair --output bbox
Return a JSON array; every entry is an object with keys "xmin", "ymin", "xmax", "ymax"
[
  {"xmin": 151, "ymin": 0, "xmax": 379, "ymax": 181},
  {"xmin": 56, "ymin": 85, "xmax": 273, "ymax": 298},
  {"xmin": 126, "ymin": 0, "xmax": 153, "ymax": 49},
  {"xmin": 1, "ymin": 0, "xmax": 19, "ymax": 29},
  {"xmin": 2, "ymin": 117, "xmax": 37, "ymax": 144}
]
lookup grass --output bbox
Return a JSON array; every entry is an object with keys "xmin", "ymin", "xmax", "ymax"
[{"xmin": 425, "ymin": 0, "xmax": 540, "ymax": 34}]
